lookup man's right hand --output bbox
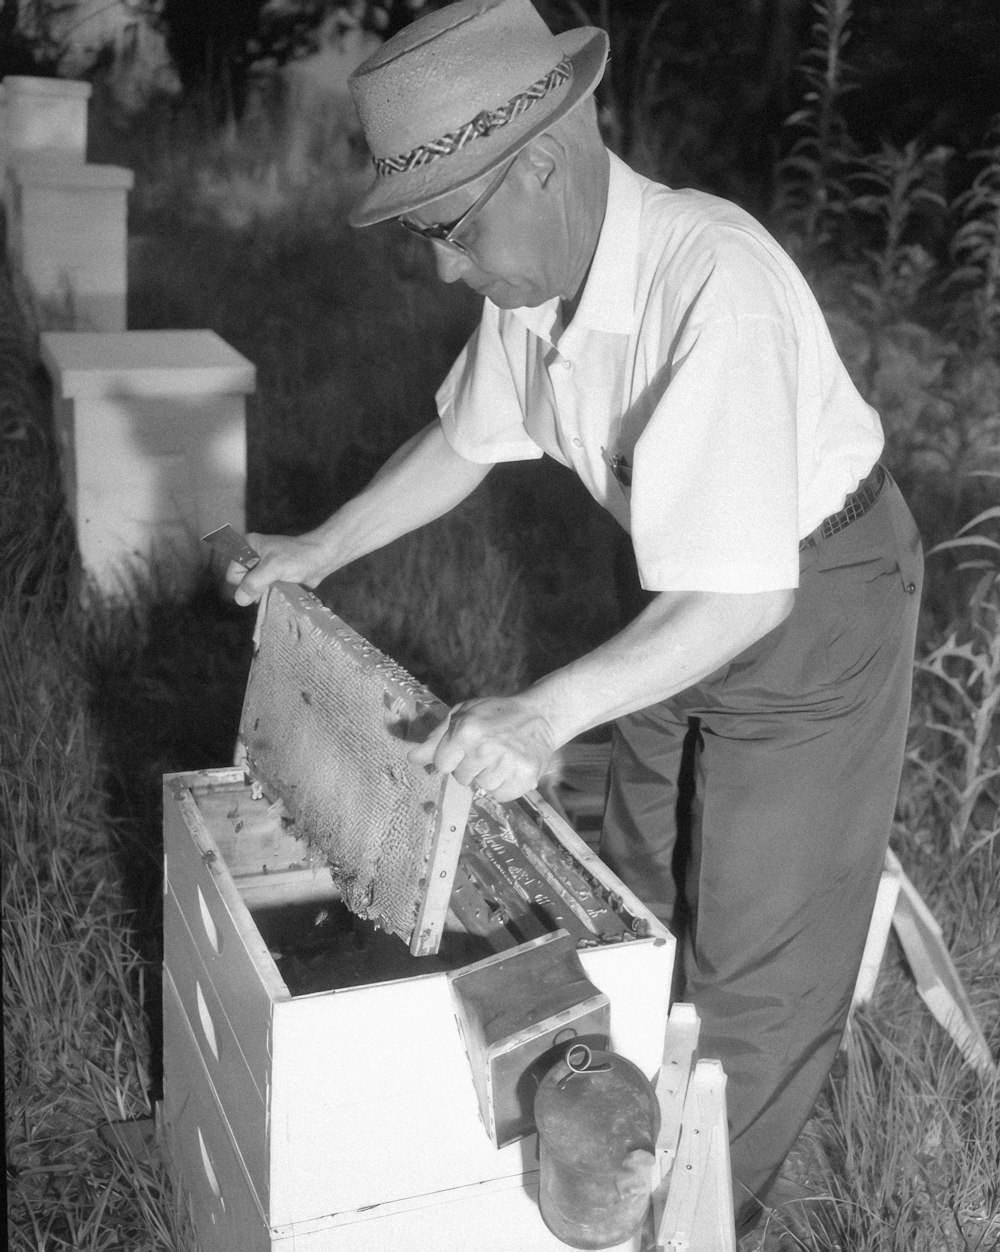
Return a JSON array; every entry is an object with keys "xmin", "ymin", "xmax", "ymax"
[{"xmin": 226, "ymin": 532, "xmax": 333, "ymax": 606}]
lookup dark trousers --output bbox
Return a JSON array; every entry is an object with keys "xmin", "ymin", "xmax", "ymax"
[{"xmin": 600, "ymin": 474, "xmax": 923, "ymax": 1231}]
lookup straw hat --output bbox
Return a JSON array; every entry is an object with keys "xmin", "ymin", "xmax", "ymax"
[{"xmin": 347, "ymin": 0, "xmax": 609, "ymax": 227}]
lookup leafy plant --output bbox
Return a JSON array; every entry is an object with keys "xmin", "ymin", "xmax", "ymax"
[
  {"xmin": 552, "ymin": 0, "xmax": 673, "ymax": 170},
  {"xmin": 948, "ymin": 116, "xmax": 1000, "ymax": 349},
  {"xmin": 849, "ymin": 140, "xmax": 951, "ymax": 329},
  {"xmin": 772, "ymin": 0, "xmax": 859, "ymax": 261},
  {"xmin": 905, "ymin": 487, "xmax": 1000, "ymax": 855}
]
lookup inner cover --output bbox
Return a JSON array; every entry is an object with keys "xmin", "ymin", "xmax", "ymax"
[{"xmin": 239, "ymin": 583, "xmax": 471, "ymax": 955}]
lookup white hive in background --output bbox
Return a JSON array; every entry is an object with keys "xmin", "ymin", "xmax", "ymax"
[
  {"xmin": 40, "ymin": 329, "xmax": 255, "ymax": 599},
  {"xmin": 7, "ymin": 156, "xmax": 134, "ymax": 331},
  {"xmin": 1, "ymin": 75, "xmax": 91, "ymax": 162},
  {"xmin": 1, "ymin": 75, "xmax": 93, "ymax": 294}
]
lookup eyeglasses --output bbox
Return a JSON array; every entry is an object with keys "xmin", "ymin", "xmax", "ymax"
[{"xmin": 398, "ymin": 157, "xmax": 515, "ymax": 256}]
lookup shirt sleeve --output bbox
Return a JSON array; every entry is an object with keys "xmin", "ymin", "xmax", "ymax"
[
  {"xmin": 436, "ymin": 302, "xmax": 544, "ymax": 464},
  {"xmin": 630, "ymin": 310, "xmax": 802, "ymax": 593}
]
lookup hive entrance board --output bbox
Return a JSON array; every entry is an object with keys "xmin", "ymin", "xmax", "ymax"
[{"xmin": 239, "ymin": 583, "xmax": 472, "ymax": 956}]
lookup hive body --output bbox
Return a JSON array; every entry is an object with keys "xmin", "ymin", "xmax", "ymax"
[{"xmin": 160, "ymin": 589, "xmax": 675, "ymax": 1249}]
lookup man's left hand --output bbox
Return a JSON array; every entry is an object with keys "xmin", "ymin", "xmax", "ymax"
[{"xmin": 408, "ymin": 696, "xmax": 556, "ymax": 802}]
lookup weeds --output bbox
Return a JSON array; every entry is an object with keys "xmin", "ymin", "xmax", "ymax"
[
  {"xmin": 904, "ymin": 491, "xmax": 1000, "ymax": 855},
  {"xmin": 850, "ymin": 140, "xmax": 951, "ymax": 331},
  {"xmin": 772, "ymin": 0, "xmax": 859, "ymax": 261},
  {"xmin": 949, "ymin": 116, "xmax": 1000, "ymax": 349},
  {"xmin": 812, "ymin": 1013, "xmax": 1000, "ymax": 1250},
  {"xmin": 2, "ymin": 416, "xmax": 195, "ymax": 1249}
]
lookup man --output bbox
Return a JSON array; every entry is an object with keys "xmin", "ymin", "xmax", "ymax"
[{"xmin": 228, "ymin": 0, "xmax": 923, "ymax": 1236}]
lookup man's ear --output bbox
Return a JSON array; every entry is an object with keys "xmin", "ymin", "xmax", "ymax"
[{"xmin": 520, "ymin": 134, "xmax": 561, "ymax": 191}]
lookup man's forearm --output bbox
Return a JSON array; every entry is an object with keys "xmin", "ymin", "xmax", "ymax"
[
  {"xmin": 309, "ymin": 420, "xmax": 492, "ymax": 570},
  {"xmin": 231, "ymin": 421, "xmax": 492, "ymax": 602},
  {"xmin": 523, "ymin": 586, "xmax": 795, "ymax": 744},
  {"xmin": 410, "ymin": 586, "xmax": 795, "ymax": 801}
]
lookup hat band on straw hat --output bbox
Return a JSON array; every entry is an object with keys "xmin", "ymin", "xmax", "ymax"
[{"xmin": 374, "ymin": 58, "xmax": 573, "ymax": 178}]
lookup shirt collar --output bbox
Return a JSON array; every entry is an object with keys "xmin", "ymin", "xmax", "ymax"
[{"xmin": 506, "ymin": 149, "xmax": 642, "ymax": 342}]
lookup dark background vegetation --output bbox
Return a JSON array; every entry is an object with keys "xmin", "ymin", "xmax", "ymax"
[{"xmin": 157, "ymin": 0, "xmax": 1000, "ymax": 203}]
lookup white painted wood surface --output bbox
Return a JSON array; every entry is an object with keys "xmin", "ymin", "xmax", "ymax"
[
  {"xmin": 2, "ymin": 76, "xmax": 90, "ymax": 162},
  {"xmin": 412, "ymin": 771, "xmax": 473, "ymax": 955},
  {"xmin": 161, "ymin": 970, "xmax": 640, "ymax": 1252},
  {"xmin": 42, "ymin": 329, "xmax": 257, "ymax": 396},
  {"xmin": 851, "ymin": 865, "xmax": 901, "ymax": 1009},
  {"xmin": 164, "ymin": 779, "xmax": 285, "ymax": 1091},
  {"xmin": 162, "ymin": 768, "xmax": 674, "ymax": 1240},
  {"xmin": 163, "ymin": 896, "xmax": 269, "ymax": 1170},
  {"xmin": 656, "ymin": 1060, "xmax": 736, "ymax": 1252},
  {"xmin": 885, "ymin": 848, "xmax": 998, "ymax": 1079},
  {"xmin": 7, "ymin": 156, "xmax": 132, "ymax": 329},
  {"xmin": 40, "ymin": 330, "xmax": 253, "ymax": 595},
  {"xmin": 651, "ymin": 1001, "xmax": 701, "ymax": 1236}
]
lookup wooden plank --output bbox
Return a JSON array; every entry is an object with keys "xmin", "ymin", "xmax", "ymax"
[
  {"xmin": 163, "ymin": 777, "xmax": 287, "ymax": 1091},
  {"xmin": 163, "ymin": 890, "xmax": 270, "ymax": 1202},
  {"xmin": 192, "ymin": 782, "xmax": 319, "ymax": 878},
  {"xmin": 650, "ymin": 1003, "xmax": 701, "ymax": 1235},
  {"xmin": 161, "ymin": 967, "xmax": 272, "ymax": 1252},
  {"xmin": 576, "ymin": 939, "xmax": 675, "ymax": 1084},
  {"xmin": 656, "ymin": 1059, "xmax": 736, "ymax": 1252},
  {"xmin": 411, "ymin": 772, "xmax": 472, "ymax": 956},
  {"xmin": 851, "ymin": 864, "xmax": 902, "ymax": 1009},
  {"xmin": 886, "ymin": 848, "xmax": 998, "ymax": 1079},
  {"xmin": 267, "ymin": 971, "xmax": 535, "ymax": 1225}
]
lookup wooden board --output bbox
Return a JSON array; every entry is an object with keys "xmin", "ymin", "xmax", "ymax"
[
  {"xmin": 886, "ymin": 848, "xmax": 997, "ymax": 1079},
  {"xmin": 656, "ymin": 1060, "xmax": 735, "ymax": 1252}
]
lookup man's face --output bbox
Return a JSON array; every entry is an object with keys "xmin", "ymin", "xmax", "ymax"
[{"xmin": 402, "ymin": 154, "xmax": 571, "ymax": 309}]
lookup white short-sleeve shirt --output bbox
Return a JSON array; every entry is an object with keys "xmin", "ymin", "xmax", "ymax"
[{"xmin": 436, "ymin": 151, "xmax": 883, "ymax": 593}]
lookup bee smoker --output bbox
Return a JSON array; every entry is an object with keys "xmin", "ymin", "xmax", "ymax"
[{"xmin": 534, "ymin": 1043, "xmax": 659, "ymax": 1249}]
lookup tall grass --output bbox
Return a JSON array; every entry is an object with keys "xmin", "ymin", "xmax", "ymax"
[{"xmin": 1, "ymin": 284, "xmax": 194, "ymax": 1247}]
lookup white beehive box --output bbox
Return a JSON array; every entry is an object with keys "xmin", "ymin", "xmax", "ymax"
[
  {"xmin": 7, "ymin": 156, "xmax": 133, "ymax": 330},
  {"xmin": 40, "ymin": 330, "xmax": 254, "ymax": 597},
  {"xmin": 160, "ymin": 589, "xmax": 675, "ymax": 1251},
  {"xmin": 1, "ymin": 75, "xmax": 91, "ymax": 162}
]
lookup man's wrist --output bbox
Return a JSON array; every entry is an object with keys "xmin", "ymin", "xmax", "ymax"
[{"xmin": 520, "ymin": 673, "xmax": 582, "ymax": 751}]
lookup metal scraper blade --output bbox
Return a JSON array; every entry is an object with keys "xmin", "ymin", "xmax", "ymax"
[{"xmin": 201, "ymin": 524, "xmax": 261, "ymax": 570}]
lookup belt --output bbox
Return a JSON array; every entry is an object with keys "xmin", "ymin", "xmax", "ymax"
[{"xmin": 799, "ymin": 463, "xmax": 886, "ymax": 552}]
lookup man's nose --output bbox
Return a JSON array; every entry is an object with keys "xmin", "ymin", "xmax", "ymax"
[{"xmin": 432, "ymin": 241, "xmax": 470, "ymax": 284}]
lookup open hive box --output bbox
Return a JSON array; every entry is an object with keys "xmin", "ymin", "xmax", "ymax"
[{"xmin": 160, "ymin": 584, "xmax": 675, "ymax": 1252}]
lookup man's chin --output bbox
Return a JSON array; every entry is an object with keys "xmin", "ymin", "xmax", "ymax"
[{"xmin": 481, "ymin": 285, "xmax": 544, "ymax": 310}]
